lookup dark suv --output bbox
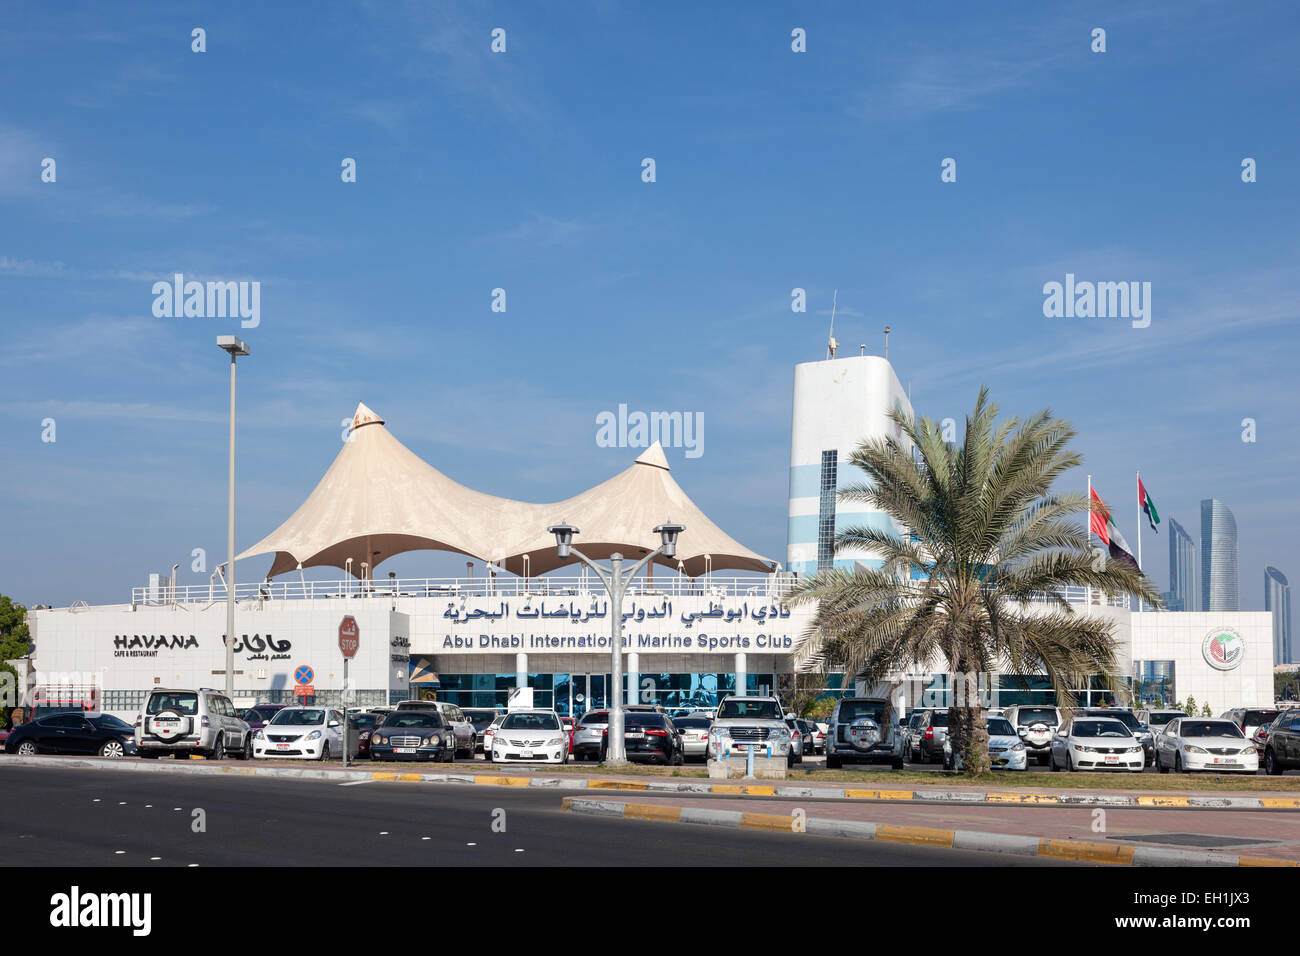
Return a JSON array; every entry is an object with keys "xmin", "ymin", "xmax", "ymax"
[{"xmin": 1262, "ymin": 709, "xmax": 1300, "ymax": 775}]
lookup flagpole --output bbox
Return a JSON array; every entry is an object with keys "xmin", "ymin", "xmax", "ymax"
[
  {"xmin": 1086, "ymin": 474, "xmax": 1093, "ymax": 617},
  {"xmin": 1136, "ymin": 470, "xmax": 1143, "ymax": 614}
]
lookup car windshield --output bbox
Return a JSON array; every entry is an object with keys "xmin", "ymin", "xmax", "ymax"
[
  {"xmin": 1243, "ymin": 710, "xmax": 1280, "ymax": 726},
  {"xmin": 580, "ymin": 711, "xmax": 608, "ymax": 726},
  {"xmin": 674, "ymin": 718, "xmax": 712, "ymax": 728},
  {"xmin": 716, "ymin": 699, "xmax": 781, "ymax": 720},
  {"xmin": 147, "ymin": 692, "xmax": 198, "ymax": 715},
  {"xmin": 987, "ymin": 718, "xmax": 1015, "ymax": 736},
  {"xmin": 1087, "ymin": 710, "xmax": 1140, "ymax": 731},
  {"xmin": 271, "ymin": 709, "xmax": 326, "ymax": 726},
  {"xmin": 1073, "ymin": 720, "xmax": 1131, "ymax": 738},
  {"xmin": 1181, "ymin": 721, "xmax": 1244, "ymax": 738},
  {"xmin": 382, "ymin": 713, "xmax": 444, "ymax": 728},
  {"xmin": 350, "ymin": 714, "xmax": 382, "ymax": 729},
  {"xmin": 625, "ymin": 714, "xmax": 666, "ymax": 728},
  {"xmin": 837, "ymin": 701, "xmax": 887, "ymax": 723},
  {"xmin": 92, "ymin": 714, "xmax": 133, "ymax": 731},
  {"xmin": 501, "ymin": 712, "xmax": 561, "ymax": 731},
  {"xmin": 1014, "ymin": 708, "xmax": 1058, "ymax": 726}
]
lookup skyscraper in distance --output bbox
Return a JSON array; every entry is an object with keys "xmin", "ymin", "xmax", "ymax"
[
  {"xmin": 1166, "ymin": 517, "xmax": 1198, "ymax": 612},
  {"xmin": 1265, "ymin": 567, "xmax": 1293, "ymax": 664},
  {"xmin": 1200, "ymin": 499, "xmax": 1239, "ymax": 612}
]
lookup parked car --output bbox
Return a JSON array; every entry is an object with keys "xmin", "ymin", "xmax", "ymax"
[
  {"xmin": 783, "ymin": 715, "xmax": 805, "ymax": 764},
  {"xmin": 824, "ymin": 697, "xmax": 904, "ymax": 769},
  {"xmin": 239, "ymin": 703, "xmax": 289, "ymax": 732},
  {"xmin": 573, "ymin": 709, "xmax": 610, "ymax": 761},
  {"xmin": 1136, "ymin": 709, "xmax": 1187, "ymax": 736},
  {"xmin": 348, "ymin": 711, "xmax": 385, "ymax": 759},
  {"xmin": 1156, "ymin": 717, "xmax": 1258, "ymax": 774},
  {"xmin": 1261, "ymin": 708, "xmax": 1300, "ymax": 775},
  {"xmin": 985, "ymin": 715, "xmax": 1029, "ymax": 770},
  {"xmin": 135, "ymin": 687, "xmax": 252, "ymax": 760},
  {"xmin": 394, "ymin": 700, "xmax": 476, "ymax": 757},
  {"xmin": 620, "ymin": 712, "xmax": 684, "ymax": 765},
  {"xmin": 370, "ymin": 710, "xmax": 454, "ymax": 762},
  {"xmin": 481, "ymin": 713, "xmax": 506, "ymax": 759},
  {"xmin": 904, "ymin": 708, "xmax": 949, "ymax": 764},
  {"xmin": 1049, "ymin": 717, "xmax": 1144, "ymax": 772},
  {"xmin": 560, "ymin": 716, "xmax": 577, "ymax": 755},
  {"xmin": 797, "ymin": 718, "xmax": 824, "ymax": 755},
  {"xmin": 1000, "ymin": 705, "xmax": 1063, "ymax": 766},
  {"xmin": 1079, "ymin": 708, "xmax": 1154, "ymax": 766},
  {"xmin": 707, "ymin": 695, "xmax": 794, "ymax": 764},
  {"xmin": 5, "ymin": 712, "xmax": 138, "ymax": 757},
  {"xmin": 672, "ymin": 715, "xmax": 712, "ymax": 760},
  {"xmin": 1220, "ymin": 708, "xmax": 1282, "ymax": 744},
  {"xmin": 463, "ymin": 708, "xmax": 501, "ymax": 753},
  {"xmin": 489, "ymin": 709, "xmax": 570, "ymax": 764},
  {"xmin": 253, "ymin": 706, "xmax": 344, "ymax": 761}
]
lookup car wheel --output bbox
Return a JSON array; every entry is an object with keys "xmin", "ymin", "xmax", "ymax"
[
  {"xmin": 671, "ymin": 748, "xmax": 684, "ymax": 766},
  {"xmin": 1065, "ymin": 751, "xmax": 1074, "ymax": 772},
  {"xmin": 1158, "ymin": 753, "xmax": 1169, "ymax": 773},
  {"xmin": 209, "ymin": 737, "xmax": 224, "ymax": 761},
  {"xmin": 318, "ymin": 742, "xmax": 330, "ymax": 762},
  {"xmin": 1174, "ymin": 753, "xmax": 1183, "ymax": 773},
  {"xmin": 17, "ymin": 740, "xmax": 37, "ymax": 756},
  {"xmin": 243, "ymin": 735, "xmax": 253, "ymax": 760},
  {"xmin": 826, "ymin": 752, "xmax": 842, "ymax": 769},
  {"xmin": 891, "ymin": 756, "xmax": 904, "ymax": 770},
  {"xmin": 1265, "ymin": 749, "xmax": 1281, "ymax": 776},
  {"xmin": 99, "ymin": 740, "xmax": 125, "ymax": 758}
]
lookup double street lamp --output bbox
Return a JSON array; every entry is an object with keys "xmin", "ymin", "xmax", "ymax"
[
  {"xmin": 217, "ymin": 335, "xmax": 250, "ymax": 699},
  {"xmin": 547, "ymin": 520, "xmax": 684, "ymax": 765}
]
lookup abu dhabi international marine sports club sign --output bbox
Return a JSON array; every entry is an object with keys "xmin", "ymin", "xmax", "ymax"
[{"xmin": 1202, "ymin": 627, "xmax": 1245, "ymax": 671}]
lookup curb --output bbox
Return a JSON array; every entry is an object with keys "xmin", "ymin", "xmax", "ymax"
[
  {"xmin": 561, "ymin": 797, "xmax": 1300, "ymax": 867},
  {"xmin": 3, "ymin": 756, "xmax": 1298, "ymax": 810}
]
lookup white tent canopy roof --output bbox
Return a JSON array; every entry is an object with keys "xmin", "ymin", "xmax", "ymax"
[{"xmin": 237, "ymin": 403, "xmax": 775, "ymax": 578}]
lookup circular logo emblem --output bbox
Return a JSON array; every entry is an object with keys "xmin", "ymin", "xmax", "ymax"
[{"xmin": 1203, "ymin": 628, "xmax": 1245, "ymax": 671}]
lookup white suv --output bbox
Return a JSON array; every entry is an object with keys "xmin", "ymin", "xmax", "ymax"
[
  {"xmin": 135, "ymin": 687, "xmax": 252, "ymax": 760},
  {"xmin": 707, "ymin": 696, "xmax": 794, "ymax": 764}
]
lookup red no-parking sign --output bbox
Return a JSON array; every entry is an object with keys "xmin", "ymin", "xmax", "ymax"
[{"xmin": 338, "ymin": 615, "xmax": 360, "ymax": 658}]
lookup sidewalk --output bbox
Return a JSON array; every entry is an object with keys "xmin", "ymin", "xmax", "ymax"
[{"xmin": 561, "ymin": 794, "xmax": 1300, "ymax": 867}]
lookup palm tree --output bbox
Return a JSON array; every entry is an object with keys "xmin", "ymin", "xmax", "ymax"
[{"xmin": 787, "ymin": 388, "xmax": 1160, "ymax": 773}]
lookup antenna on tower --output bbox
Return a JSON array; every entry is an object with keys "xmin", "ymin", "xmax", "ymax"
[
  {"xmin": 884, "ymin": 325, "xmax": 891, "ymax": 361},
  {"xmin": 826, "ymin": 290, "xmax": 839, "ymax": 359}
]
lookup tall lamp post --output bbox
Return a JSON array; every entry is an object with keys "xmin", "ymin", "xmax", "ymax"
[
  {"xmin": 217, "ymin": 335, "xmax": 250, "ymax": 698},
  {"xmin": 547, "ymin": 520, "xmax": 684, "ymax": 766}
]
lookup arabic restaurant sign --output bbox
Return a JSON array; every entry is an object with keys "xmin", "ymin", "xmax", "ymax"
[{"xmin": 435, "ymin": 596, "xmax": 805, "ymax": 655}]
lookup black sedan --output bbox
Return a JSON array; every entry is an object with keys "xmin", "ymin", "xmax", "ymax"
[
  {"xmin": 5, "ymin": 712, "xmax": 138, "ymax": 757},
  {"xmin": 369, "ymin": 712, "xmax": 454, "ymax": 762},
  {"xmin": 623, "ymin": 713, "xmax": 685, "ymax": 765}
]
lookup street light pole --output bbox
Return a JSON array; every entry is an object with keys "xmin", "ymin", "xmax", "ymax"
[
  {"xmin": 217, "ymin": 336, "xmax": 250, "ymax": 699},
  {"xmin": 548, "ymin": 521, "xmax": 684, "ymax": 766}
]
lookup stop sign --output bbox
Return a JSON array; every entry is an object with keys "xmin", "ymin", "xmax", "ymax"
[{"xmin": 338, "ymin": 615, "xmax": 360, "ymax": 658}]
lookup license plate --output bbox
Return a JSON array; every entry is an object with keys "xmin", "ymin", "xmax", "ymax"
[
  {"xmin": 522, "ymin": 750, "xmax": 534, "ymax": 758},
  {"xmin": 275, "ymin": 743, "xmax": 290, "ymax": 749},
  {"xmin": 394, "ymin": 747, "xmax": 416, "ymax": 754},
  {"xmin": 1104, "ymin": 755, "xmax": 1119, "ymax": 762},
  {"xmin": 626, "ymin": 731, "xmax": 644, "ymax": 738}
]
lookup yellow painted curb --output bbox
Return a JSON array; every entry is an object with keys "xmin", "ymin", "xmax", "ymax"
[
  {"xmin": 370, "ymin": 772, "xmax": 399, "ymax": 781},
  {"xmin": 987, "ymin": 793, "xmax": 1060, "ymax": 805},
  {"xmin": 1137, "ymin": 796, "xmax": 1192, "ymax": 808},
  {"xmin": 1237, "ymin": 855, "xmax": 1298, "ymax": 867},
  {"xmin": 844, "ymin": 789, "xmax": 913, "ymax": 801},
  {"xmin": 712, "ymin": 784, "xmax": 778, "ymax": 796},
  {"xmin": 1038, "ymin": 840, "xmax": 1135, "ymax": 864},
  {"xmin": 739, "ymin": 811, "xmax": 794, "ymax": 831},
  {"xmin": 1259, "ymin": 798, "xmax": 1300, "ymax": 810},
  {"xmin": 475, "ymin": 775, "xmax": 530, "ymax": 787},
  {"xmin": 623, "ymin": 803, "xmax": 682, "ymax": 822},
  {"xmin": 875, "ymin": 824, "xmax": 955, "ymax": 848},
  {"xmin": 587, "ymin": 780, "xmax": 649, "ymax": 791}
]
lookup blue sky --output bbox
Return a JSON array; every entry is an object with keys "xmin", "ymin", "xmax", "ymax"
[{"xmin": 2, "ymin": 1, "xmax": 1297, "ymax": 610}]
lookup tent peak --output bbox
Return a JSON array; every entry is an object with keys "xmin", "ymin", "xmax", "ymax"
[
  {"xmin": 634, "ymin": 441, "xmax": 670, "ymax": 471},
  {"xmin": 351, "ymin": 402, "xmax": 386, "ymax": 431}
]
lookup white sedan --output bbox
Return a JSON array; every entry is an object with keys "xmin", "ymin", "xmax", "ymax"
[
  {"xmin": 1156, "ymin": 717, "xmax": 1259, "ymax": 774},
  {"xmin": 1049, "ymin": 717, "xmax": 1144, "ymax": 772},
  {"xmin": 489, "ymin": 709, "xmax": 569, "ymax": 764},
  {"xmin": 986, "ymin": 716, "xmax": 1029, "ymax": 770},
  {"xmin": 254, "ymin": 706, "xmax": 344, "ymax": 760}
]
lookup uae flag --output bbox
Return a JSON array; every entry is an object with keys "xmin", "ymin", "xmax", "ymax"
[
  {"xmin": 1090, "ymin": 488, "xmax": 1140, "ymax": 570},
  {"xmin": 1138, "ymin": 477, "xmax": 1160, "ymax": 533}
]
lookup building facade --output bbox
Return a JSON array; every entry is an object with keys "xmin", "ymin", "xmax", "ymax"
[
  {"xmin": 1165, "ymin": 517, "xmax": 1199, "ymax": 612},
  {"xmin": 1265, "ymin": 566, "xmax": 1293, "ymax": 665},
  {"xmin": 1201, "ymin": 498, "xmax": 1239, "ymax": 612},
  {"xmin": 786, "ymin": 355, "xmax": 913, "ymax": 577}
]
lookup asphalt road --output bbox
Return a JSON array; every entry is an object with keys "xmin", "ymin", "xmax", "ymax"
[{"xmin": 0, "ymin": 764, "xmax": 1077, "ymax": 866}]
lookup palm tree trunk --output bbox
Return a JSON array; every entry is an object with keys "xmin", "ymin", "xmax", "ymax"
[{"xmin": 950, "ymin": 654, "xmax": 990, "ymax": 773}]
